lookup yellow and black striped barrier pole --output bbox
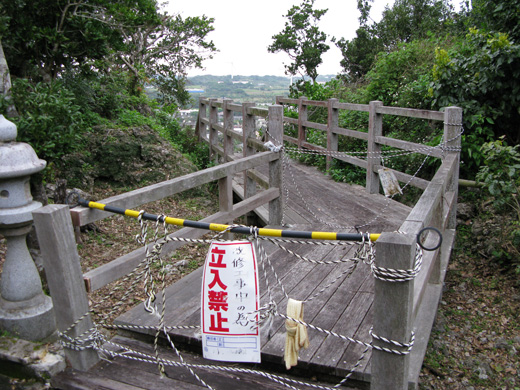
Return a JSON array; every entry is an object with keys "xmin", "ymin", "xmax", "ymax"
[{"xmin": 78, "ymin": 199, "xmax": 381, "ymax": 243}]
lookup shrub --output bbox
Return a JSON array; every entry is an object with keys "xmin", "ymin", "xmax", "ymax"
[
  {"xmin": 8, "ymin": 79, "xmax": 85, "ymax": 164},
  {"xmin": 429, "ymin": 29, "xmax": 520, "ymax": 174},
  {"xmin": 476, "ymin": 137, "xmax": 520, "ymax": 270}
]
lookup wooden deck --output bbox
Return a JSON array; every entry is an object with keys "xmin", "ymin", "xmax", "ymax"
[{"xmin": 51, "ymin": 162, "xmax": 413, "ymax": 389}]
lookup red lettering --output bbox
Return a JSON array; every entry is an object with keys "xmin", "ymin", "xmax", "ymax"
[
  {"xmin": 209, "ymin": 312, "xmax": 229, "ymax": 332},
  {"xmin": 208, "ymin": 269, "xmax": 227, "ymax": 290},
  {"xmin": 209, "ymin": 247, "xmax": 226, "ymax": 268},
  {"xmin": 208, "ymin": 290, "xmax": 228, "ymax": 311}
]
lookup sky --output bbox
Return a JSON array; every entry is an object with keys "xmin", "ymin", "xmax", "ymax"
[{"xmin": 165, "ymin": 0, "xmax": 394, "ymax": 77}]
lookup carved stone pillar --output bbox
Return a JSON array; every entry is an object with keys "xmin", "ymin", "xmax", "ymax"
[{"xmin": 0, "ymin": 115, "xmax": 55, "ymax": 340}]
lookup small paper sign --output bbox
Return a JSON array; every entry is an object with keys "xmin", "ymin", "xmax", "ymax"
[
  {"xmin": 201, "ymin": 241, "xmax": 260, "ymax": 363},
  {"xmin": 379, "ymin": 168, "xmax": 403, "ymax": 197}
]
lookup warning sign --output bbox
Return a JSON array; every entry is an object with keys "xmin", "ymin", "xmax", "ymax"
[{"xmin": 201, "ymin": 241, "xmax": 260, "ymax": 363}]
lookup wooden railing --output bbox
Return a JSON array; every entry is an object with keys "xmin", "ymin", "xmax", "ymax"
[
  {"xmin": 197, "ymin": 96, "xmax": 462, "ymax": 389},
  {"xmin": 31, "ymin": 106, "xmax": 285, "ymax": 370},
  {"xmin": 31, "ymin": 96, "xmax": 460, "ymax": 389},
  {"xmin": 197, "ymin": 98, "xmax": 283, "ymax": 225}
]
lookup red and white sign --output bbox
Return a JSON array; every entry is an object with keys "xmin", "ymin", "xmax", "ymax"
[{"xmin": 201, "ymin": 241, "xmax": 260, "ymax": 363}]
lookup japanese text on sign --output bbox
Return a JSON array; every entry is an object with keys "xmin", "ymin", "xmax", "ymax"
[{"xmin": 201, "ymin": 241, "xmax": 260, "ymax": 363}]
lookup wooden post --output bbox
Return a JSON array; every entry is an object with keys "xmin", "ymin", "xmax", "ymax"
[
  {"xmin": 223, "ymin": 99, "xmax": 234, "ymax": 162},
  {"xmin": 371, "ymin": 232, "xmax": 416, "ymax": 390},
  {"xmin": 209, "ymin": 98, "xmax": 218, "ymax": 163},
  {"xmin": 443, "ymin": 106, "xmax": 462, "ymax": 230},
  {"xmin": 326, "ymin": 98, "xmax": 339, "ymax": 173},
  {"xmin": 197, "ymin": 97, "xmax": 207, "ymax": 141},
  {"xmin": 32, "ymin": 205, "xmax": 99, "ymax": 371},
  {"xmin": 268, "ymin": 104, "xmax": 283, "ymax": 226},
  {"xmin": 219, "ymin": 98, "xmax": 235, "ymax": 239},
  {"xmin": 366, "ymin": 101, "xmax": 383, "ymax": 194},
  {"xmin": 218, "ymin": 175, "xmax": 234, "ymax": 240},
  {"xmin": 297, "ymin": 96, "xmax": 308, "ymax": 149},
  {"xmin": 242, "ymin": 102, "xmax": 257, "ymax": 225}
]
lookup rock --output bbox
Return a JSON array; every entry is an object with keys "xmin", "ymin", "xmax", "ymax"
[
  {"xmin": 457, "ymin": 203, "xmax": 477, "ymax": 221},
  {"xmin": 0, "ymin": 337, "xmax": 66, "ymax": 383},
  {"xmin": 476, "ymin": 366, "xmax": 488, "ymax": 380},
  {"xmin": 57, "ymin": 126, "xmax": 199, "ymax": 189},
  {"xmin": 175, "ymin": 260, "xmax": 189, "ymax": 269}
]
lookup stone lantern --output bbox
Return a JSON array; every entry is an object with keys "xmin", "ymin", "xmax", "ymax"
[{"xmin": 0, "ymin": 115, "xmax": 55, "ymax": 340}]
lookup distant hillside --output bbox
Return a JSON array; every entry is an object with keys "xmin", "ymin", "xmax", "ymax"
[{"xmin": 186, "ymin": 74, "xmax": 336, "ymax": 105}]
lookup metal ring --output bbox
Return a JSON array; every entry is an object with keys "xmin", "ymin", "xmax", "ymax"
[{"xmin": 417, "ymin": 227, "xmax": 442, "ymax": 251}]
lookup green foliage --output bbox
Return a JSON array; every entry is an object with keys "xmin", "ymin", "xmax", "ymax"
[
  {"xmin": 338, "ymin": 0, "xmax": 456, "ymax": 81},
  {"xmin": 1, "ymin": 0, "xmax": 156, "ymax": 81},
  {"xmin": 8, "ymin": 79, "xmax": 84, "ymax": 163},
  {"xmin": 61, "ymin": 68, "xmax": 133, "ymax": 120},
  {"xmin": 336, "ymin": 27, "xmax": 381, "ymax": 82},
  {"xmin": 328, "ymin": 161, "xmax": 366, "ymax": 186},
  {"xmin": 120, "ymin": 12, "xmax": 217, "ymax": 100},
  {"xmin": 364, "ymin": 39, "xmax": 437, "ymax": 108},
  {"xmin": 469, "ymin": 0, "xmax": 520, "ymax": 42},
  {"xmin": 476, "ymin": 137, "xmax": 520, "ymax": 271},
  {"xmin": 154, "ymin": 109, "xmax": 210, "ymax": 170},
  {"xmin": 268, "ymin": 0, "xmax": 330, "ymax": 82},
  {"xmin": 429, "ymin": 29, "xmax": 520, "ymax": 172},
  {"xmin": 1, "ymin": 0, "xmax": 215, "ymax": 104},
  {"xmin": 476, "ymin": 137, "xmax": 520, "ymax": 218}
]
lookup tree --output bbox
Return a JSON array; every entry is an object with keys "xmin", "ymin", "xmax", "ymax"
[
  {"xmin": 429, "ymin": 28, "xmax": 520, "ymax": 171},
  {"xmin": 0, "ymin": 0, "xmax": 216, "ymax": 104},
  {"xmin": 0, "ymin": 40, "xmax": 17, "ymax": 117},
  {"xmin": 116, "ymin": 12, "xmax": 216, "ymax": 100},
  {"xmin": 268, "ymin": 0, "xmax": 330, "ymax": 83},
  {"xmin": 0, "ymin": 0, "xmax": 152, "ymax": 82},
  {"xmin": 469, "ymin": 0, "xmax": 520, "ymax": 42},
  {"xmin": 337, "ymin": 0, "xmax": 455, "ymax": 81}
]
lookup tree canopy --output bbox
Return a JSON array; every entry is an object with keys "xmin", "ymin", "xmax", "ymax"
[
  {"xmin": 0, "ymin": 0, "xmax": 216, "ymax": 103},
  {"xmin": 337, "ymin": 0, "xmax": 456, "ymax": 82},
  {"xmin": 268, "ymin": 0, "xmax": 330, "ymax": 83}
]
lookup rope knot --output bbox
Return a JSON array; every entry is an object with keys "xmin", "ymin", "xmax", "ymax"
[{"xmin": 264, "ymin": 140, "xmax": 283, "ymax": 153}]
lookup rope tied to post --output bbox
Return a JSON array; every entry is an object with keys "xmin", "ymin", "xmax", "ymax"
[
  {"xmin": 264, "ymin": 140, "xmax": 283, "ymax": 153},
  {"xmin": 284, "ymin": 298, "xmax": 309, "ymax": 370}
]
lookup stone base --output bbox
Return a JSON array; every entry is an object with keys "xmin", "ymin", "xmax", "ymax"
[
  {"xmin": 0, "ymin": 335, "xmax": 66, "ymax": 383},
  {"xmin": 0, "ymin": 294, "xmax": 55, "ymax": 341}
]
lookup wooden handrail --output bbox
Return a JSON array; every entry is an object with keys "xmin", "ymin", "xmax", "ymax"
[{"xmin": 70, "ymin": 151, "xmax": 278, "ymax": 227}]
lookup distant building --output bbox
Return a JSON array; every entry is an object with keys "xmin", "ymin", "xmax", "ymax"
[{"xmin": 187, "ymin": 89, "xmax": 205, "ymax": 93}]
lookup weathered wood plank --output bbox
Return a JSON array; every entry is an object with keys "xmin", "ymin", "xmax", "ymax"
[
  {"xmin": 332, "ymin": 126, "xmax": 369, "ymax": 141},
  {"xmin": 335, "ymin": 102, "xmax": 370, "ymax": 112},
  {"xmin": 371, "ymin": 232, "xmax": 416, "ymax": 390},
  {"xmin": 376, "ymin": 106, "xmax": 445, "ymax": 121},
  {"xmin": 268, "ymin": 104, "xmax": 283, "ymax": 225},
  {"xmin": 51, "ymin": 367, "xmax": 146, "ymax": 390},
  {"xmin": 302, "ymin": 99, "xmax": 328, "ymax": 108},
  {"xmin": 84, "ymin": 188, "xmax": 279, "ymax": 292},
  {"xmin": 374, "ymin": 135, "xmax": 443, "ymax": 158},
  {"xmin": 334, "ymin": 153, "xmax": 368, "ymax": 170},
  {"xmin": 245, "ymin": 106, "xmax": 268, "ymax": 118},
  {"xmin": 33, "ymin": 205, "xmax": 100, "ymax": 371},
  {"xmin": 366, "ymin": 101, "xmax": 383, "ymax": 194},
  {"xmin": 326, "ymin": 98, "xmax": 339, "ymax": 172},
  {"xmin": 308, "ymin": 291, "xmax": 372, "ymax": 374},
  {"xmin": 70, "ymin": 151, "xmax": 278, "ymax": 226},
  {"xmin": 337, "ymin": 303, "xmax": 373, "ymax": 381},
  {"xmin": 371, "ymin": 164, "xmax": 430, "ymax": 190},
  {"xmin": 302, "ymin": 120, "xmax": 327, "ymax": 132}
]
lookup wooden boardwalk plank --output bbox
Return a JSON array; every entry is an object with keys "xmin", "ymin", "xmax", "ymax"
[
  {"xmin": 57, "ymin": 158, "xmax": 412, "ymax": 389},
  {"xmin": 52, "ymin": 335, "xmax": 364, "ymax": 390},
  {"xmin": 113, "ymin": 158, "xmax": 411, "ymax": 386}
]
